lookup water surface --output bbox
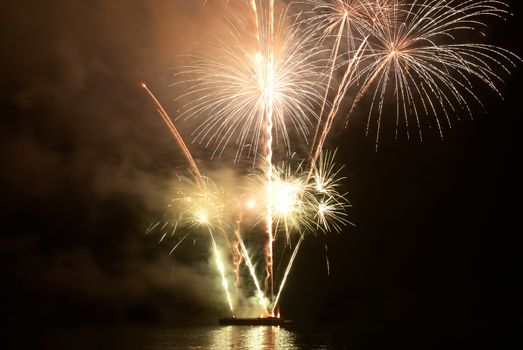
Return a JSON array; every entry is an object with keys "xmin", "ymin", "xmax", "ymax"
[{"xmin": 21, "ymin": 325, "xmax": 359, "ymax": 350}]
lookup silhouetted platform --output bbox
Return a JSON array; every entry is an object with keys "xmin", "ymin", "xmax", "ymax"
[{"xmin": 218, "ymin": 316, "xmax": 292, "ymax": 326}]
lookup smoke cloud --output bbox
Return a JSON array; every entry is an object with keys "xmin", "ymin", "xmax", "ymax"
[{"xmin": 0, "ymin": 0, "xmax": 253, "ymax": 324}]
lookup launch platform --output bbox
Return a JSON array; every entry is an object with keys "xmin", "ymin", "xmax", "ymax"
[{"xmin": 218, "ymin": 316, "xmax": 292, "ymax": 326}]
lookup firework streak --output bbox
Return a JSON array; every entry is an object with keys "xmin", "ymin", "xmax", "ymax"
[{"xmin": 142, "ymin": 83, "xmax": 203, "ymax": 184}]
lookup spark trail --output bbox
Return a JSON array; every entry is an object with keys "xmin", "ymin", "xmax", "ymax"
[
  {"xmin": 272, "ymin": 234, "xmax": 302, "ymax": 314},
  {"xmin": 310, "ymin": 38, "xmax": 367, "ymax": 167},
  {"xmin": 232, "ymin": 204, "xmax": 268, "ymax": 312},
  {"xmin": 247, "ymin": 0, "xmax": 276, "ymax": 305},
  {"xmin": 266, "ymin": 0, "xmax": 276, "ymax": 307},
  {"xmin": 305, "ymin": 0, "xmax": 378, "ymax": 164},
  {"xmin": 239, "ymin": 240, "xmax": 269, "ymax": 313},
  {"xmin": 309, "ymin": 14, "xmax": 346, "ymax": 167},
  {"xmin": 210, "ymin": 232, "xmax": 234, "ymax": 313},
  {"xmin": 142, "ymin": 83, "xmax": 203, "ymax": 184}
]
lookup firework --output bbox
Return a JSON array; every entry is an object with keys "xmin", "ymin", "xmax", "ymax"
[
  {"xmin": 310, "ymin": 150, "xmax": 352, "ymax": 233},
  {"xmin": 249, "ymin": 151, "xmax": 350, "ymax": 239},
  {"xmin": 173, "ymin": 7, "xmax": 324, "ymax": 160},
  {"xmin": 142, "ymin": 82, "xmax": 273, "ymax": 313},
  {"xmin": 172, "ymin": 1, "xmax": 326, "ymax": 301},
  {"xmin": 297, "ymin": 0, "xmax": 520, "ymax": 155},
  {"xmin": 153, "ymin": 172, "xmax": 273, "ymax": 314},
  {"xmin": 161, "ymin": 176, "xmax": 224, "ymax": 232},
  {"xmin": 150, "ymin": 149, "xmax": 352, "ymax": 313},
  {"xmin": 310, "ymin": 38, "xmax": 367, "ymax": 165},
  {"xmin": 148, "ymin": 173, "xmax": 239, "ymax": 312},
  {"xmin": 141, "ymin": 0, "xmax": 519, "ymax": 317},
  {"xmin": 248, "ymin": 150, "xmax": 352, "ymax": 311},
  {"xmin": 296, "ymin": 0, "xmax": 395, "ymax": 164},
  {"xmin": 342, "ymin": 0, "xmax": 520, "ymax": 148}
]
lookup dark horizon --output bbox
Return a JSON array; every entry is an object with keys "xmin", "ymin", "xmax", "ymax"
[{"xmin": 1, "ymin": 0, "xmax": 522, "ymax": 342}]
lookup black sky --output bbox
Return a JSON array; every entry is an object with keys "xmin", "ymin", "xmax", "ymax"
[{"xmin": 1, "ymin": 0, "xmax": 522, "ymax": 339}]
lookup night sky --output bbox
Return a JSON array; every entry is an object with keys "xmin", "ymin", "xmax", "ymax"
[{"xmin": 1, "ymin": 0, "xmax": 522, "ymax": 339}]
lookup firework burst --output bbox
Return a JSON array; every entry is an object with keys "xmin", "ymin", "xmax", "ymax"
[
  {"xmin": 173, "ymin": 7, "xmax": 325, "ymax": 161},
  {"xmin": 248, "ymin": 150, "xmax": 352, "ymax": 240},
  {"xmin": 344, "ymin": 0, "xmax": 521, "ymax": 148}
]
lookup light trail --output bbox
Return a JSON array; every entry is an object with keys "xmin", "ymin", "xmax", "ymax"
[
  {"xmin": 271, "ymin": 234, "xmax": 302, "ymax": 314},
  {"xmin": 232, "ymin": 203, "xmax": 268, "ymax": 313},
  {"xmin": 266, "ymin": 0, "xmax": 276, "ymax": 307},
  {"xmin": 248, "ymin": 0, "xmax": 276, "ymax": 305},
  {"xmin": 310, "ymin": 38, "xmax": 367, "ymax": 166},
  {"xmin": 239, "ymin": 240, "xmax": 269, "ymax": 313},
  {"xmin": 210, "ymin": 232, "xmax": 234, "ymax": 313},
  {"xmin": 141, "ymin": 83, "xmax": 203, "ymax": 184},
  {"xmin": 309, "ymin": 14, "xmax": 346, "ymax": 165}
]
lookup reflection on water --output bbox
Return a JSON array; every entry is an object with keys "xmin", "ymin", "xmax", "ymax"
[
  {"xmin": 151, "ymin": 325, "xmax": 299, "ymax": 350},
  {"xmin": 23, "ymin": 325, "xmax": 344, "ymax": 350},
  {"xmin": 211, "ymin": 325, "xmax": 295, "ymax": 349},
  {"xmin": 14, "ymin": 323, "xmax": 505, "ymax": 350}
]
